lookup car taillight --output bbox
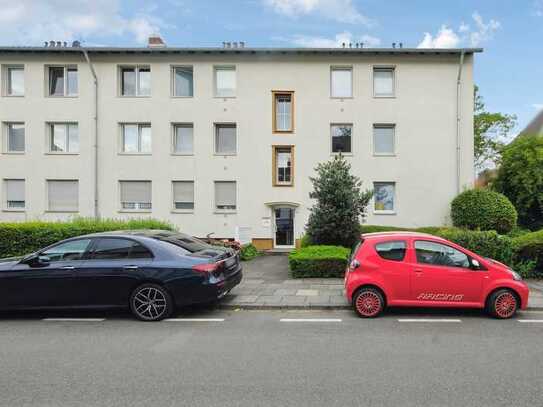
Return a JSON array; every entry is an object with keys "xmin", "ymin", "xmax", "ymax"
[{"xmin": 192, "ymin": 262, "xmax": 221, "ymax": 274}]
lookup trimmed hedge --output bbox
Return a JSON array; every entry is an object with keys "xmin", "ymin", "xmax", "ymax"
[
  {"xmin": 0, "ymin": 218, "xmax": 175, "ymax": 258},
  {"xmin": 239, "ymin": 244, "xmax": 259, "ymax": 261},
  {"xmin": 512, "ymin": 230, "xmax": 543, "ymax": 272},
  {"xmin": 289, "ymin": 245, "xmax": 350, "ymax": 278},
  {"xmin": 451, "ymin": 189, "xmax": 517, "ymax": 234},
  {"xmin": 360, "ymin": 225, "xmax": 444, "ymax": 235}
]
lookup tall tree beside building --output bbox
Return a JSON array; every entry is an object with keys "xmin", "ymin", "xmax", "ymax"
[{"xmin": 306, "ymin": 155, "xmax": 372, "ymax": 248}]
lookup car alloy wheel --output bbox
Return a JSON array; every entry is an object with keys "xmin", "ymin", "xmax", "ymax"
[
  {"xmin": 493, "ymin": 291, "xmax": 518, "ymax": 319},
  {"xmin": 354, "ymin": 288, "xmax": 384, "ymax": 318},
  {"xmin": 130, "ymin": 284, "xmax": 172, "ymax": 321}
]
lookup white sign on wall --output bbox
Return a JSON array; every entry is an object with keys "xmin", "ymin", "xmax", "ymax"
[{"xmin": 235, "ymin": 226, "xmax": 252, "ymax": 244}]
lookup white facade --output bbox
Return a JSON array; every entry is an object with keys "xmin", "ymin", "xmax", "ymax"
[{"xmin": 0, "ymin": 46, "xmax": 477, "ymax": 249}]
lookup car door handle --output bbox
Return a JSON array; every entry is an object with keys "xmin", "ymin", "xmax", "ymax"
[
  {"xmin": 62, "ymin": 266, "xmax": 75, "ymax": 270},
  {"xmin": 123, "ymin": 265, "xmax": 139, "ymax": 270},
  {"xmin": 414, "ymin": 268, "xmax": 423, "ymax": 273}
]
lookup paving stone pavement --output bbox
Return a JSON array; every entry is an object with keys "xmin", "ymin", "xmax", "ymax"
[{"xmin": 219, "ymin": 255, "xmax": 543, "ymax": 310}]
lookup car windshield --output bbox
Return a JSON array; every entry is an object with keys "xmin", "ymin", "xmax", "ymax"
[{"xmin": 150, "ymin": 232, "xmax": 212, "ymax": 253}]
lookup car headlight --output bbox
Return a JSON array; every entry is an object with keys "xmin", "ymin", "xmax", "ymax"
[{"xmin": 510, "ymin": 270, "xmax": 522, "ymax": 281}]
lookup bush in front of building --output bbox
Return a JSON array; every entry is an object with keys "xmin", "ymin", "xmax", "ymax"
[
  {"xmin": 305, "ymin": 155, "xmax": 373, "ymax": 248},
  {"xmin": 0, "ymin": 218, "xmax": 175, "ymax": 258},
  {"xmin": 239, "ymin": 244, "xmax": 259, "ymax": 261},
  {"xmin": 451, "ymin": 188, "xmax": 517, "ymax": 234},
  {"xmin": 288, "ymin": 245, "xmax": 350, "ymax": 278},
  {"xmin": 360, "ymin": 225, "xmax": 445, "ymax": 235},
  {"xmin": 493, "ymin": 135, "xmax": 543, "ymax": 231},
  {"xmin": 512, "ymin": 230, "xmax": 543, "ymax": 274}
]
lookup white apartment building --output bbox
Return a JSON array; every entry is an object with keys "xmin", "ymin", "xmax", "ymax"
[{"xmin": 0, "ymin": 41, "xmax": 479, "ymax": 250}]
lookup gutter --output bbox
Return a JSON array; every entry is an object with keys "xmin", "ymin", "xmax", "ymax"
[
  {"xmin": 81, "ymin": 48, "xmax": 100, "ymax": 218},
  {"xmin": 455, "ymin": 50, "xmax": 465, "ymax": 194}
]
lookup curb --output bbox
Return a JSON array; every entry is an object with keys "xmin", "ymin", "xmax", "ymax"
[{"xmin": 218, "ymin": 303, "xmax": 543, "ymax": 311}]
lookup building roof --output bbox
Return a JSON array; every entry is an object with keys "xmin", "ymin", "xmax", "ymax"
[
  {"xmin": 519, "ymin": 109, "xmax": 543, "ymax": 137},
  {"xmin": 0, "ymin": 45, "xmax": 483, "ymax": 56}
]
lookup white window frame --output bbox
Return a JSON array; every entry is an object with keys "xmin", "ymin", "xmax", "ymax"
[
  {"xmin": 119, "ymin": 65, "xmax": 151, "ymax": 97},
  {"xmin": 46, "ymin": 179, "xmax": 79, "ymax": 213},
  {"xmin": 3, "ymin": 65, "xmax": 24, "ymax": 97},
  {"xmin": 119, "ymin": 180, "xmax": 152, "ymax": 212},
  {"xmin": 330, "ymin": 66, "xmax": 353, "ymax": 98},
  {"xmin": 214, "ymin": 66, "xmax": 236, "ymax": 98},
  {"xmin": 120, "ymin": 123, "xmax": 152, "ymax": 154},
  {"xmin": 3, "ymin": 179, "xmax": 25, "ymax": 211},
  {"xmin": 372, "ymin": 124, "xmax": 396, "ymax": 156},
  {"xmin": 373, "ymin": 181, "xmax": 396, "ymax": 215},
  {"xmin": 47, "ymin": 65, "xmax": 78, "ymax": 97},
  {"xmin": 214, "ymin": 123, "xmax": 237, "ymax": 156},
  {"xmin": 373, "ymin": 66, "xmax": 396, "ymax": 98},
  {"xmin": 214, "ymin": 181, "xmax": 237, "ymax": 212},
  {"xmin": 330, "ymin": 123, "xmax": 353, "ymax": 155},
  {"xmin": 47, "ymin": 122, "xmax": 79, "ymax": 154},
  {"xmin": 172, "ymin": 180, "xmax": 195, "ymax": 212},
  {"xmin": 171, "ymin": 65, "xmax": 194, "ymax": 98},
  {"xmin": 3, "ymin": 122, "xmax": 25, "ymax": 154},
  {"xmin": 171, "ymin": 123, "xmax": 194, "ymax": 155}
]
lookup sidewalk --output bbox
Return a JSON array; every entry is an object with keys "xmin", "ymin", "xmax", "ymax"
[{"xmin": 220, "ymin": 255, "xmax": 543, "ymax": 310}]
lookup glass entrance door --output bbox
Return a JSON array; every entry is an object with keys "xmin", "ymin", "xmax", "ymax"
[{"xmin": 274, "ymin": 207, "xmax": 294, "ymax": 247}]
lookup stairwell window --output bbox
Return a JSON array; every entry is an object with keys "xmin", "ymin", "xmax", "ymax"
[
  {"xmin": 273, "ymin": 91, "xmax": 294, "ymax": 133},
  {"xmin": 214, "ymin": 181, "xmax": 236, "ymax": 211},
  {"xmin": 120, "ymin": 66, "xmax": 151, "ymax": 96},
  {"xmin": 4, "ymin": 65, "xmax": 24, "ymax": 96},
  {"xmin": 273, "ymin": 146, "xmax": 294, "ymax": 186},
  {"xmin": 4, "ymin": 122, "xmax": 25, "ymax": 153},
  {"xmin": 4, "ymin": 179, "xmax": 25, "ymax": 210},
  {"xmin": 120, "ymin": 181, "xmax": 152, "ymax": 211},
  {"xmin": 373, "ymin": 67, "xmax": 395, "ymax": 97},
  {"xmin": 214, "ymin": 66, "xmax": 236, "ymax": 97},
  {"xmin": 121, "ymin": 124, "xmax": 151, "ymax": 154},
  {"xmin": 331, "ymin": 67, "xmax": 352, "ymax": 98},
  {"xmin": 47, "ymin": 180, "xmax": 79, "ymax": 212},
  {"xmin": 48, "ymin": 123, "xmax": 79, "ymax": 153},
  {"xmin": 48, "ymin": 66, "xmax": 78, "ymax": 96},
  {"xmin": 172, "ymin": 181, "xmax": 194, "ymax": 211}
]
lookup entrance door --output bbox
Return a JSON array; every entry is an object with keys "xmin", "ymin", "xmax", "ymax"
[{"xmin": 274, "ymin": 207, "xmax": 295, "ymax": 248}]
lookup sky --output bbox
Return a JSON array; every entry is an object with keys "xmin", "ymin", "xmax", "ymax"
[{"xmin": 0, "ymin": 0, "xmax": 541, "ymax": 134}]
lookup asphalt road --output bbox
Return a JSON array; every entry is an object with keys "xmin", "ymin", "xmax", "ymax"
[{"xmin": 0, "ymin": 308, "xmax": 542, "ymax": 407}]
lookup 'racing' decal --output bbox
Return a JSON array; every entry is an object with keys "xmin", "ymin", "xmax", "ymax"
[{"xmin": 417, "ymin": 293, "xmax": 464, "ymax": 301}]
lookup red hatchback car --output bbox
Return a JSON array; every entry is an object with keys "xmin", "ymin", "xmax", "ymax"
[{"xmin": 345, "ymin": 232, "xmax": 529, "ymax": 319}]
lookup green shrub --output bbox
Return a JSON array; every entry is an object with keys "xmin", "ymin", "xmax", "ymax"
[
  {"xmin": 360, "ymin": 225, "xmax": 448, "ymax": 235},
  {"xmin": 0, "ymin": 218, "xmax": 175, "ymax": 258},
  {"xmin": 451, "ymin": 189, "xmax": 517, "ymax": 234},
  {"xmin": 299, "ymin": 234, "xmax": 312, "ymax": 248},
  {"xmin": 288, "ymin": 245, "xmax": 350, "ymax": 278},
  {"xmin": 512, "ymin": 230, "xmax": 543, "ymax": 273},
  {"xmin": 239, "ymin": 244, "xmax": 259, "ymax": 261}
]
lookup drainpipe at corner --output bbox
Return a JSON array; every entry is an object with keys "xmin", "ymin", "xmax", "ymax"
[
  {"xmin": 455, "ymin": 50, "xmax": 465, "ymax": 195},
  {"xmin": 81, "ymin": 48, "xmax": 100, "ymax": 218}
]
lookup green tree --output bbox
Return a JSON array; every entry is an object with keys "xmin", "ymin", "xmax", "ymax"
[
  {"xmin": 493, "ymin": 136, "xmax": 543, "ymax": 230},
  {"xmin": 474, "ymin": 85, "xmax": 517, "ymax": 171},
  {"xmin": 306, "ymin": 155, "xmax": 372, "ymax": 247}
]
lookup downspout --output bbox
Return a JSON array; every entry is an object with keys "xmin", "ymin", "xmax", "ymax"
[
  {"xmin": 455, "ymin": 50, "xmax": 465, "ymax": 194},
  {"xmin": 81, "ymin": 48, "xmax": 100, "ymax": 218}
]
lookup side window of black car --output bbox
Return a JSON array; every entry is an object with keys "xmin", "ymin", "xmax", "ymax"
[
  {"xmin": 90, "ymin": 238, "xmax": 152, "ymax": 260},
  {"xmin": 375, "ymin": 240, "xmax": 407, "ymax": 261},
  {"xmin": 42, "ymin": 239, "xmax": 92, "ymax": 262}
]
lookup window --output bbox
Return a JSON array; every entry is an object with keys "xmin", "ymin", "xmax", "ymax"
[
  {"xmin": 42, "ymin": 239, "xmax": 91, "ymax": 262},
  {"xmin": 214, "ymin": 66, "xmax": 236, "ymax": 97},
  {"xmin": 90, "ymin": 238, "xmax": 152, "ymax": 260},
  {"xmin": 121, "ymin": 124, "xmax": 151, "ymax": 153},
  {"xmin": 273, "ymin": 91, "xmax": 294, "ymax": 132},
  {"xmin": 373, "ymin": 124, "xmax": 395, "ymax": 155},
  {"xmin": 5, "ymin": 123, "xmax": 25, "ymax": 153},
  {"xmin": 120, "ymin": 181, "xmax": 152, "ymax": 211},
  {"xmin": 49, "ymin": 123, "xmax": 79, "ymax": 153},
  {"xmin": 215, "ymin": 124, "xmax": 236, "ymax": 155},
  {"xmin": 121, "ymin": 66, "xmax": 151, "ymax": 96},
  {"xmin": 375, "ymin": 241, "xmax": 406, "ymax": 261},
  {"xmin": 4, "ymin": 179, "xmax": 25, "ymax": 210},
  {"xmin": 173, "ymin": 66, "xmax": 193, "ymax": 97},
  {"xmin": 373, "ymin": 67, "xmax": 395, "ymax": 97},
  {"xmin": 331, "ymin": 124, "xmax": 352, "ymax": 153},
  {"xmin": 172, "ymin": 124, "xmax": 193, "ymax": 154},
  {"xmin": 48, "ymin": 66, "xmax": 78, "ymax": 96},
  {"xmin": 374, "ymin": 182, "xmax": 395, "ymax": 212},
  {"xmin": 273, "ymin": 146, "xmax": 294, "ymax": 186},
  {"xmin": 47, "ymin": 180, "xmax": 79, "ymax": 212},
  {"xmin": 331, "ymin": 67, "xmax": 352, "ymax": 98},
  {"xmin": 172, "ymin": 181, "xmax": 194, "ymax": 210},
  {"xmin": 5, "ymin": 66, "xmax": 24, "ymax": 96},
  {"xmin": 214, "ymin": 181, "xmax": 236, "ymax": 211},
  {"xmin": 415, "ymin": 241, "xmax": 470, "ymax": 268}
]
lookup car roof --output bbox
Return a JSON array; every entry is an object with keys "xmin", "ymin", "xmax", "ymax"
[
  {"xmin": 72, "ymin": 229, "xmax": 181, "ymax": 239},
  {"xmin": 361, "ymin": 231, "xmax": 449, "ymax": 243}
]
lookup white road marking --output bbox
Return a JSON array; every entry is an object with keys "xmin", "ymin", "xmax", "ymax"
[
  {"xmin": 280, "ymin": 318, "xmax": 342, "ymax": 322},
  {"xmin": 517, "ymin": 319, "xmax": 543, "ymax": 323},
  {"xmin": 42, "ymin": 318, "xmax": 105, "ymax": 322},
  {"xmin": 398, "ymin": 319, "xmax": 462, "ymax": 323},
  {"xmin": 163, "ymin": 318, "xmax": 225, "ymax": 322}
]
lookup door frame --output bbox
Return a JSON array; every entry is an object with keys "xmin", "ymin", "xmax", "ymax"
[{"xmin": 272, "ymin": 205, "xmax": 296, "ymax": 249}]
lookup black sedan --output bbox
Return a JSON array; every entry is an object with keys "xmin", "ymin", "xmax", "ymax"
[{"xmin": 0, "ymin": 230, "xmax": 242, "ymax": 321}]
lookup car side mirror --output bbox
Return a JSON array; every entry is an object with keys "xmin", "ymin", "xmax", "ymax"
[{"xmin": 471, "ymin": 259, "xmax": 481, "ymax": 270}]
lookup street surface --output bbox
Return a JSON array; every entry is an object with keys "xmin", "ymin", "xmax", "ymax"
[{"xmin": 0, "ymin": 307, "xmax": 542, "ymax": 407}]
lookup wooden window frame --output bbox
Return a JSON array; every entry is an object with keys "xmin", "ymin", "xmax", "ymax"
[
  {"xmin": 272, "ymin": 145, "xmax": 294, "ymax": 187},
  {"xmin": 272, "ymin": 90, "xmax": 295, "ymax": 133}
]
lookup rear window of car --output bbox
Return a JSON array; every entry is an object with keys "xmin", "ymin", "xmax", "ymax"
[
  {"xmin": 150, "ymin": 233, "xmax": 211, "ymax": 253},
  {"xmin": 375, "ymin": 240, "xmax": 407, "ymax": 261}
]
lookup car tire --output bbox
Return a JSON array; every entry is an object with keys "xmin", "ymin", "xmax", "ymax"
[
  {"xmin": 130, "ymin": 283, "xmax": 173, "ymax": 321},
  {"xmin": 353, "ymin": 287, "xmax": 385, "ymax": 318},
  {"xmin": 487, "ymin": 289, "xmax": 518, "ymax": 319}
]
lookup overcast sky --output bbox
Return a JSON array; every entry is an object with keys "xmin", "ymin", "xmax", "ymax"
[{"xmin": 1, "ymin": 0, "xmax": 541, "ymax": 134}]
